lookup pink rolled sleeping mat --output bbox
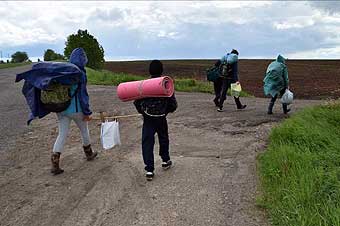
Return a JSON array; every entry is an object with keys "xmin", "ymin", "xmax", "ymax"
[{"xmin": 117, "ymin": 76, "xmax": 174, "ymax": 102}]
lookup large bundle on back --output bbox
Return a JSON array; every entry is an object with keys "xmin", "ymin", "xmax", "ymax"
[{"xmin": 15, "ymin": 62, "xmax": 83, "ymax": 124}]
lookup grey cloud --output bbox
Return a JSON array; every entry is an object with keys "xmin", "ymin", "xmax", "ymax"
[
  {"xmin": 309, "ymin": 1, "xmax": 340, "ymax": 14},
  {"xmin": 91, "ymin": 8, "xmax": 126, "ymax": 23}
]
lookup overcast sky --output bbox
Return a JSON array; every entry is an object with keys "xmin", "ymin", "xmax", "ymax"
[{"xmin": 1, "ymin": 1, "xmax": 340, "ymax": 60}]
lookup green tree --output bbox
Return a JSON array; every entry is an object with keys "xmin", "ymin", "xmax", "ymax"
[
  {"xmin": 64, "ymin": 29, "xmax": 105, "ymax": 69},
  {"xmin": 44, "ymin": 49, "xmax": 65, "ymax": 61},
  {"xmin": 11, "ymin": 51, "xmax": 29, "ymax": 63}
]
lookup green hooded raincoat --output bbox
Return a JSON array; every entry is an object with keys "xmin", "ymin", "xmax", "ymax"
[{"xmin": 263, "ymin": 55, "xmax": 289, "ymax": 97}]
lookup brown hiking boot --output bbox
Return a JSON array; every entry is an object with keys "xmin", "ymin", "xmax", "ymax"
[
  {"xmin": 83, "ymin": 144, "xmax": 98, "ymax": 161},
  {"xmin": 51, "ymin": 152, "xmax": 64, "ymax": 175}
]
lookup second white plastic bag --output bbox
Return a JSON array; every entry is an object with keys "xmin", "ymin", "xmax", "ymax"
[
  {"xmin": 100, "ymin": 120, "xmax": 121, "ymax": 150},
  {"xmin": 280, "ymin": 89, "xmax": 294, "ymax": 105}
]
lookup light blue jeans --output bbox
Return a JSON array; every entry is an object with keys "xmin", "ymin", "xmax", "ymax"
[{"xmin": 53, "ymin": 112, "xmax": 91, "ymax": 153}]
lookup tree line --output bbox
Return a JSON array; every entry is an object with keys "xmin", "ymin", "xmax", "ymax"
[{"xmin": 3, "ymin": 29, "xmax": 105, "ymax": 70}]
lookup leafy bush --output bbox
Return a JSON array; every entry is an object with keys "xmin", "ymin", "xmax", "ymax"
[
  {"xmin": 64, "ymin": 30, "xmax": 105, "ymax": 69},
  {"xmin": 11, "ymin": 51, "xmax": 29, "ymax": 63},
  {"xmin": 44, "ymin": 49, "xmax": 64, "ymax": 61}
]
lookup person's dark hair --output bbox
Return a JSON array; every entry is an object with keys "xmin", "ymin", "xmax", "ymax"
[
  {"xmin": 215, "ymin": 60, "xmax": 221, "ymax": 67},
  {"xmin": 231, "ymin": 49, "xmax": 239, "ymax": 55},
  {"xmin": 149, "ymin": 60, "xmax": 163, "ymax": 77}
]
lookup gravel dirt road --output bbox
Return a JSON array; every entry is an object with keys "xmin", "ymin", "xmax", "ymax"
[{"xmin": 0, "ymin": 66, "xmax": 322, "ymax": 226}]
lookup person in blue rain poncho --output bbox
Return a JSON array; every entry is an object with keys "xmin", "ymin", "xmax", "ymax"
[
  {"xmin": 263, "ymin": 54, "xmax": 290, "ymax": 114},
  {"xmin": 16, "ymin": 48, "xmax": 97, "ymax": 175}
]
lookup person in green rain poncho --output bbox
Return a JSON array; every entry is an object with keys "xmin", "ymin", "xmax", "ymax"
[{"xmin": 263, "ymin": 55, "xmax": 290, "ymax": 114}]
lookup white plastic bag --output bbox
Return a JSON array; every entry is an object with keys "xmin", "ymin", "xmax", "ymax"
[
  {"xmin": 280, "ymin": 89, "xmax": 294, "ymax": 105},
  {"xmin": 100, "ymin": 120, "xmax": 121, "ymax": 150},
  {"xmin": 230, "ymin": 82, "xmax": 242, "ymax": 97}
]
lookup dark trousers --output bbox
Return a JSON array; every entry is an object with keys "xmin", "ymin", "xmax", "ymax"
[
  {"xmin": 142, "ymin": 116, "xmax": 170, "ymax": 172},
  {"xmin": 268, "ymin": 89, "xmax": 288, "ymax": 113},
  {"xmin": 213, "ymin": 77, "xmax": 242, "ymax": 109}
]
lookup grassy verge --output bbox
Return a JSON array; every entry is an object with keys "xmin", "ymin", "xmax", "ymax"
[
  {"xmin": 0, "ymin": 62, "xmax": 31, "ymax": 69},
  {"xmin": 87, "ymin": 68, "xmax": 251, "ymax": 97},
  {"xmin": 258, "ymin": 101, "xmax": 340, "ymax": 226},
  {"xmin": 87, "ymin": 67, "xmax": 146, "ymax": 85}
]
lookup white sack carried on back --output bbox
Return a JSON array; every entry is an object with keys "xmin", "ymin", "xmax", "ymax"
[
  {"xmin": 280, "ymin": 89, "xmax": 294, "ymax": 105},
  {"xmin": 101, "ymin": 120, "xmax": 121, "ymax": 150}
]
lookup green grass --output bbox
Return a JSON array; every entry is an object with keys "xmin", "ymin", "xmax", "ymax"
[
  {"xmin": 87, "ymin": 67, "xmax": 146, "ymax": 85},
  {"xmin": 0, "ymin": 62, "xmax": 31, "ymax": 69},
  {"xmin": 87, "ymin": 68, "xmax": 251, "ymax": 96},
  {"xmin": 258, "ymin": 101, "xmax": 340, "ymax": 226}
]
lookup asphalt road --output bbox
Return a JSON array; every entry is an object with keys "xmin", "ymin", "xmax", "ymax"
[{"xmin": 0, "ymin": 65, "xmax": 32, "ymax": 152}]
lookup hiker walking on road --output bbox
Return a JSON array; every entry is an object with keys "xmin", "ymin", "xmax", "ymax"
[
  {"xmin": 15, "ymin": 47, "xmax": 97, "ymax": 175},
  {"xmin": 263, "ymin": 54, "xmax": 290, "ymax": 114},
  {"xmin": 51, "ymin": 48, "xmax": 97, "ymax": 175},
  {"xmin": 133, "ymin": 60, "xmax": 178, "ymax": 181},
  {"xmin": 214, "ymin": 49, "xmax": 247, "ymax": 112}
]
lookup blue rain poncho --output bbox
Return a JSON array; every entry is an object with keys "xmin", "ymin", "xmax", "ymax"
[
  {"xmin": 15, "ymin": 48, "xmax": 92, "ymax": 124},
  {"xmin": 263, "ymin": 55, "xmax": 289, "ymax": 97}
]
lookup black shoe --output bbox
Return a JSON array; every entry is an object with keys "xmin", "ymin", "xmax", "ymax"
[
  {"xmin": 217, "ymin": 107, "xmax": 223, "ymax": 112},
  {"xmin": 267, "ymin": 111, "xmax": 273, "ymax": 115},
  {"xmin": 146, "ymin": 172, "xmax": 154, "ymax": 181},
  {"xmin": 162, "ymin": 160, "xmax": 172, "ymax": 170},
  {"xmin": 237, "ymin": 105, "xmax": 247, "ymax": 110}
]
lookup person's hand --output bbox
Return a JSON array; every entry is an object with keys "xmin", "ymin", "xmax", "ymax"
[{"xmin": 83, "ymin": 115, "xmax": 92, "ymax": 122}]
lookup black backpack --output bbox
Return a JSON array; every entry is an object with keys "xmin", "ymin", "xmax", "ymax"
[
  {"xmin": 140, "ymin": 98, "xmax": 168, "ymax": 117},
  {"xmin": 220, "ymin": 62, "xmax": 233, "ymax": 79},
  {"xmin": 206, "ymin": 66, "xmax": 220, "ymax": 82}
]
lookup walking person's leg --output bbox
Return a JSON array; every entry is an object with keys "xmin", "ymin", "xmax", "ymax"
[
  {"xmin": 157, "ymin": 118, "xmax": 172, "ymax": 169},
  {"xmin": 142, "ymin": 117, "xmax": 156, "ymax": 180},
  {"xmin": 280, "ymin": 89, "xmax": 291, "ymax": 114},
  {"xmin": 221, "ymin": 80, "xmax": 247, "ymax": 110},
  {"xmin": 268, "ymin": 94, "xmax": 278, "ymax": 114},
  {"xmin": 52, "ymin": 114, "xmax": 71, "ymax": 174},
  {"xmin": 213, "ymin": 78, "xmax": 222, "ymax": 107},
  {"xmin": 217, "ymin": 78, "xmax": 228, "ymax": 111},
  {"xmin": 233, "ymin": 97, "xmax": 246, "ymax": 109},
  {"xmin": 71, "ymin": 113, "xmax": 97, "ymax": 161}
]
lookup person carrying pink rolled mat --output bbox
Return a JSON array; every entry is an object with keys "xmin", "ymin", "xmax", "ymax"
[{"xmin": 133, "ymin": 60, "xmax": 177, "ymax": 181}]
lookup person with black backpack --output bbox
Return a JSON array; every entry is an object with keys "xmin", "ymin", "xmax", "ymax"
[
  {"xmin": 51, "ymin": 48, "xmax": 97, "ymax": 175},
  {"xmin": 133, "ymin": 60, "xmax": 177, "ymax": 181},
  {"xmin": 216, "ymin": 49, "xmax": 247, "ymax": 112}
]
